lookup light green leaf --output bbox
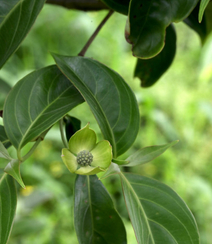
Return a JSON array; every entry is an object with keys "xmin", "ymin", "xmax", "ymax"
[
  {"xmin": 120, "ymin": 173, "xmax": 200, "ymax": 244},
  {"xmin": 112, "ymin": 158, "xmax": 129, "ymax": 166},
  {"xmin": 74, "ymin": 175, "xmax": 127, "ymax": 244},
  {"xmin": 126, "ymin": 0, "xmax": 199, "ymax": 58},
  {"xmin": 199, "ymin": 0, "xmax": 210, "ymax": 22},
  {"xmin": 0, "ymin": 0, "xmax": 46, "ymax": 68},
  {"xmin": 53, "ymin": 54, "xmax": 140, "ymax": 157},
  {"xmin": 3, "ymin": 65, "xmax": 84, "ymax": 151},
  {"xmin": 125, "ymin": 140, "xmax": 178, "ymax": 167},
  {"xmin": 0, "ymin": 141, "xmax": 12, "ymax": 160},
  {"xmin": 99, "ymin": 162, "xmax": 120, "ymax": 179},
  {"xmin": 101, "ymin": 0, "xmax": 130, "ymax": 15},
  {"xmin": 0, "ymin": 170, "xmax": 17, "ymax": 244},
  {"xmin": 4, "ymin": 159, "xmax": 25, "ymax": 188},
  {"xmin": 0, "ymin": 125, "xmax": 11, "ymax": 148}
]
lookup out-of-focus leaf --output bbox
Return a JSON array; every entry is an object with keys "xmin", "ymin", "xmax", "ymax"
[
  {"xmin": 64, "ymin": 115, "xmax": 81, "ymax": 141},
  {"xmin": 124, "ymin": 140, "xmax": 178, "ymax": 167},
  {"xmin": 3, "ymin": 65, "xmax": 84, "ymax": 151},
  {"xmin": 100, "ymin": 0, "xmax": 130, "ymax": 15},
  {"xmin": 199, "ymin": 0, "xmax": 210, "ymax": 22},
  {"xmin": 0, "ymin": 125, "xmax": 11, "ymax": 148},
  {"xmin": 134, "ymin": 24, "xmax": 176, "ymax": 87},
  {"xmin": 53, "ymin": 54, "xmax": 139, "ymax": 158},
  {"xmin": 0, "ymin": 0, "xmax": 46, "ymax": 68},
  {"xmin": 100, "ymin": 162, "xmax": 120, "ymax": 179},
  {"xmin": 74, "ymin": 175, "xmax": 127, "ymax": 244},
  {"xmin": 4, "ymin": 159, "xmax": 25, "ymax": 188},
  {"xmin": 184, "ymin": 3, "xmax": 207, "ymax": 43},
  {"xmin": 0, "ymin": 141, "xmax": 12, "ymax": 160},
  {"xmin": 120, "ymin": 173, "xmax": 200, "ymax": 244},
  {"xmin": 126, "ymin": 0, "xmax": 199, "ymax": 58},
  {"xmin": 0, "ymin": 170, "xmax": 17, "ymax": 244}
]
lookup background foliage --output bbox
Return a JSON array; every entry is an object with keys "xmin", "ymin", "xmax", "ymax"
[{"xmin": 0, "ymin": 3, "xmax": 212, "ymax": 244}]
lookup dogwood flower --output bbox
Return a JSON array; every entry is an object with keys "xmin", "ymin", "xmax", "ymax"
[{"xmin": 61, "ymin": 124, "xmax": 112, "ymax": 175}]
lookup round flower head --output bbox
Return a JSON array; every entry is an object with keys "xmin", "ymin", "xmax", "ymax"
[{"xmin": 61, "ymin": 124, "xmax": 112, "ymax": 175}]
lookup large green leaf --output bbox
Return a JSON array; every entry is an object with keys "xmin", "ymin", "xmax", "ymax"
[
  {"xmin": 0, "ymin": 0, "xmax": 46, "ymax": 68},
  {"xmin": 126, "ymin": 0, "xmax": 199, "ymax": 58},
  {"xmin": 0, "ymin": 125, "xmax": 11, "ymax": 148},
  {"xmin": 184, "ymin": 3, "xmax": 207, "ymax": 43},
  {"xmin": 0, "ymin": 170, "xmax": 17, "ymax": 244},
  {"xmin": 53, "ymin": 55, "xmax": 139, "ymax": 158},
  {"xmin": 74, "ymin": 175, "xmax": 127, "ymax": 244},
  {"xmin": 3, "ymin": 65, "xmax": 84, "ymax": 150},
  {"xmin": 199, "ymin": 0, "xmax": 210, "ymax": 22},
  {"xmin": 100, "ymin": 0, "xmax": 130, "ymax": 15},
  {"xmin": 120, "ymin": 173, "xmax": 200, "ymax": 244},
  {"xmin": 134, "ymin": 24, "xmax": 176, "ymax": 87},
  {"xmin": 0, "ymin": 78, "xmax": 11, "ymax": 108}
]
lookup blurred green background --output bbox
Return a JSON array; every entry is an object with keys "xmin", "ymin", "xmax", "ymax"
[{"xmin": 1, "ymin": 3, "xmax": 212, "ymax": 244}]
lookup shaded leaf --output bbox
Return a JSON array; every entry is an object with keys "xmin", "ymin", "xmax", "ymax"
[
  {"xmin": 120, "ymin": 173, "xmax": 200, "ymax": 244},
  {"xmin": 99, "ymin": 162, "xmax": 120, "ymax": 179},
  {"xmin": 0, "ymin": 141, "xmax": 12, "ymax": 160},
  {"xmin": 0, "ymin": 170, "xmax": 17, "ymax": 244},
  {"xmin": 0, "ymin": 78, "xmax": 11, "ymax": 109},
  {"xmin": 134, "ymin": 24, "xmax": 176, "ymax": 87},
  {"xmin": 125, "ymin": 140, "xmax": 178, "ymax": 167},
  {"xmin": 101, "ymin": 0, "xmax": 130, "ymax": 15},
  {"xmin": 199, "ymin": 0, "xmax": 210, "ymax": 22},
  {"xmin": 74, "ymin": 175, "xmax": 127, "ymax": 244},
  {"xmin": 64, "ymin": 115, "xmax": 81, "ymax": 141},
  {"xmin": 184, "ymin": 3, "xmax": 207, "ymax": 43},
  {"xmin": 0, "ymin": 0, "xmax": 46, "ymax": 68},
  {"xmin": 0, "ymin": 125, "xmax": 11, "ymax": 149},
  {"xmin": 4, "ymin": 159, "xmax": 25, "ymax": 188},
  {"xmin": 3, "ymin": 65, "xmax": 84, "ymax": 151},
  {"xmin": 53, "ymin": 55, "xmax": 139, "ymax": 158},
  {"xmin": 126, "ymin": 0, "xmax": 199, "ymax": 58}
]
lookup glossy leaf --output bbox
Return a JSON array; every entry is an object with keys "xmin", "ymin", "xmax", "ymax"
[
  {"xmin": 0, "ymin": 125, "xmax": 11, "ymax": 148},
  {"xmin": 0, "ymin": 141, "xmax": 12, "ymax": 160},
  {"xmin": 74, "ymin": 175, "xmax": 127, "ymax": 244},
  {"xmin": 3, "ymin": 65, "xmax": 84, "ymax": 150},
  {"xmin": 64, "ymin": 115, "xmax": 81, "ymax": 141},
  {"xmin": 101, "ymin": 0, "xmax": 130, "ymax": 15},
  {"xmin": 53, "ymin": 54, "xmax": 139, "ymax": 157},
  {"xmin": 0, "ymin": 170, "xmax": 17, "ymax": 244},
  {"xmin": 125, "ymin": 140, "xmax": 178, "ymax": 167},
  {"xmin": 199, "ymin": 0, "xmax": 210, "ymax": 22},
  {"xmin": 134, "ymin": 24, "xmax": 176, "ymax": 87},
  {"xmin": 120, "ymin": 173, "xmax": 200, "ymax": 244},
  {"xmin": 126, "ymin": 0, "xmax": 199, "ymax": 58},
  {"xmin": 184, "ymin": 3, "xmax": 207, "ymax": 43},
  {"xmin": 4, "ymin": 159, "xmax": 25, "ymax": 188},
  {"xmin": 0, "ymin": 0, "xmax": 46, "ymax": 68}
]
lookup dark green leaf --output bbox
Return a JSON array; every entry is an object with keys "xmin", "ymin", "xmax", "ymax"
[
  {"xmin": 64, "ymin": 115, "xmax": 81, "ymax": 141},
  {"xmin": 4, "ymin": 159, "xmax": 25, "ymax": 188},
  {"xmin": 0, "ymin": 141, "xmax": 12, "ymax": 160},
  {"xmin": 3, "ymin": 65, "xmax": 84, "ymax": 151},
  {"xmin": 184, "ymin": 3, "xmax": 207, "ymax": 43},
  {"xmin": 0, "ymin": 0, "xmax": 46, "ymax": 68},
  {"xmin": 0, "ymin": 125, "xmax": 11, "ymax": 148},
  {"xmin": 199, "ymin": 0, "xmax": 210, "ymax": 22},
  {"xmin": 53, "ymin": 55, "xmax": 140, "ymax": 157},
  {"xmin": 134, "ymin": 24, "xmax": 176, "ymax": 87},
  {"xmin": 101, "ymin": 0, "xmax": 130, "ymax": 15},
  {"xmin": 126, "ymin": 0, "xmax": 199, "ymax": 58},
  {"xmin": 74, "ymin": 175, "xmax": 127, "ymax": 244},
  {"xmin": 0, "ymin": 78, "xmax": 11, "ymax": 109},
  {"xmin": 125, "ymin": 140, "xmax": 178, "ymax": 167},
  {"xmin": 120, "ymin": 173, "xmax": 200, "ymax": 244},
  {"xmin": 0, "ymin": 171, "xmax": 17, "ymax": 244}
]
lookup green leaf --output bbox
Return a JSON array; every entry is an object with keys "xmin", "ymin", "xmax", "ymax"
[
  {"xmin": 0, "ymin": 170, "xmax": 17, "ymax": 244},
  {"xmin": 125, "ymin": 140, "xmax": 178, "ymax": 167},
  {"xmin": 0, "ymin": 141, "xmax": 12, "ymax": 160},
  {"xmin": 53, "ymin": 55, "xmax": 140, "ymax": 157},
  {"xmin": 64, "ymin": 115, "xmax": 81, "ymax": 141},
  {"xmin": 100, "ymin": 0, "xmax": 130, "ymax": 15},
  {"xmin": 120, "ymin": 173, "xmax": 200, "ymax": 244},
  {"xmin": 0, "ymin": 0, "xmax": 46, "ymax": 68},
  {"xmin": 100, "ymin": 162, "xmax": 120, "ymax": 179},
  {"xmin": 0, "ymin": 78, "xmax": 11, "ymax": 109},
  {"xmin": 184, "ymin": 3, "xmax": 207, "ymax": 43},
  {"xmin": 4, "ymin": 159, "xmax": 25, "ymax": 188},
  {"xmin": 3, "ymin": 65, "xmax": 84, "ymax": 150},
  {"xmin": 74, "ymin": 175, "xmax": 127, "ymax": 244},
  {"xmin": 126, "ymin": 0, "xmax": 199, "ymax": 58},
  {"xmin": 0, "ymin": 125, "xmax": 11, "ymax": 149},
  {"xmin": 134, "ymin": 24, "xmax": 176, "ymax": 87},
  {"xmin": 199, "ymin": 0, "xmax": 210, "ymax": 23}
]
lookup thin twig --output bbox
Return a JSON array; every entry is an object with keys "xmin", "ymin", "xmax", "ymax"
[{"xmin": 78, "ymin": 10, "xmax": 114, "ymax": 56}]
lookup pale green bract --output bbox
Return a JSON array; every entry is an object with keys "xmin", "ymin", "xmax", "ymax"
[{"xmin": 61, "ymin": 124, "xmax": 112, "ymax": 175}]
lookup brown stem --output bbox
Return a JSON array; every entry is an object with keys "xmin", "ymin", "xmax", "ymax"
[{"xmin": 78, "ymin": 10, "xmax": 114, "ymax": 57}]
